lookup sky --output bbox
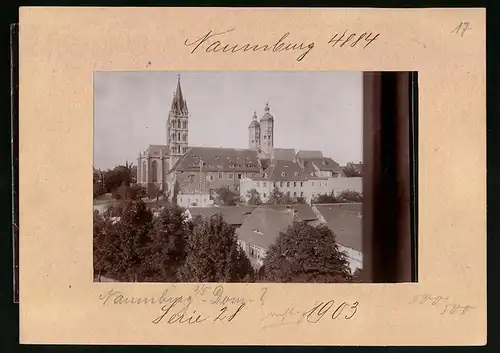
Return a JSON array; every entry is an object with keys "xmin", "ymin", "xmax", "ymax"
[{"xmin": 94, "ymin": 71, "xmax": 363, "ymax": 170}]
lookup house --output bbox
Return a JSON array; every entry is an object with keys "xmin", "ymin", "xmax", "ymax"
[
  {"xmin": 236, "ymin": 207, "xmax": 297, "ymax": 269},
  {"xmin": 311, "ymin": 203, "xmax": 363, "ymax": 273}
]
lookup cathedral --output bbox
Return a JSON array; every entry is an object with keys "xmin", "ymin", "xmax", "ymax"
[{"xmin": 137, "ymin": 75, "xmax": 280, "ymax": 197}]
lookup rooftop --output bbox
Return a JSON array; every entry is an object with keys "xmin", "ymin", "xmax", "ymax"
[{"xmin": 313, "ymin": 203, "xmax": 363, "ymax": 252}]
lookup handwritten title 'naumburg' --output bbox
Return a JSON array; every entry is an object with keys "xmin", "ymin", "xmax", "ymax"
[{"xmin": 184, "ymin": 28, "xmax": 380, "ymax": 62}]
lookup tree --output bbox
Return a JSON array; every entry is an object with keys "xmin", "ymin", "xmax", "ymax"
[
  {"xmin": 266, "ymin": 186, "xmax": 289, "ymax": 205},
  {"xmin": 246, "ymin": 189, "xmax": 262, "ymax": 205},
  {"xmin": 141, "ymin": 204, "xmax": 187, "ymax": 281},
  {"xmin": 313, "ymin": 191, "xmax": 338, "ymax": 204},
  {"xmin": 337, "ymin": 190, "xmax": 363, "ymax": 203},
  {"xmin": 343, "ymin": 162, "xmax": 363, "ymax": 177},
  {"xmin": 260, "ymin": 222, "xmax": 352, "ymax": 283},
  {"xmin": 216, "ymin": 187, "xmax": 238, "ymax": 206},
  {"xmin": 128, "ymin": 184, "xmax": 147, "ymax": 200},
  {"xmin": 93, "ymin": 200, "xmax": 153, "ymax": 282},
  {"xmin": 351, "ymin": 268, "xmax": 364, "ymax": 282},
  {"xmin": 177, "ymin": 214, "xmax": 254, "ymax": 282}
]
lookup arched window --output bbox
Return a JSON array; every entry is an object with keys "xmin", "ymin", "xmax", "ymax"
[
  {"xmin": 177, "ymin": 120, "xmax": 181, "ymax": 129},
  {"xmin": 183, "ymin": 134, "xmax": 186, "ymax": 141},
  {"xmin": 172, "ymin": 119, "xmax": 176, "ymax": 128},
  {"xmin": 171, "ymin": 132, "xmax": 175, "ymax": 141},
  {"xmin": 183, "ymin": 121, "xmax": 187, "ymax": 129},
  {"xmin": 177, "ymin": 145, "xmax": 181, "ymax": 154},
  {"xmin": 151, "ymin": 160, "xmax": 158, "ymax": 182},
  {"xmin": 177, "ymin": 132, "xmax": 181, "ymax": 141},
  {"xmin": 142, "ymin": 161, "xmax": 147, "ymax": 182}
]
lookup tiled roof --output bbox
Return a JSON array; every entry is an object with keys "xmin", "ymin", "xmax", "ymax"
[
  {"xmin": 313, "ymin": 203, "xmax": 362, "ymax": 252},
  {"xmin": 271, "ymin": 148, "xmax": 296, "ymax": 162},
  {"xmin": 170, "ymin": 147, "xmax": 261, "ymax": 173},
  {"xmin": 309, "ymin": 158, "xmax": 342, "ymax": 172},
  {"xmin": 187, "ymin": 206, "xmax": 258, "ymax": 226},
  {"xmin": 262, "ymin": 160, "xmax": 308, "ymax": 181},
  {"xmin": 237, "ymin": 207, "xmax": 295, "ymax": 250},
  {"xmin": 259, "ymin": 204, "xmax": 318, "ymax": 221},
  {"xmin": 296, "ymin": 150, "xmax": 324, "ymax": 159}
]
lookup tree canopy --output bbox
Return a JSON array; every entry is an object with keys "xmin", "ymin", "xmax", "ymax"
[
  {"xmin": 177, "ymin": 214, "xmax": 254, "ymax": 282},
  {"xmin": 215, "ymin": 187, "xmax": 239, "ymax": 206},
  {"xmin": 245, "ymin": 189, "xmax": 262, "ymax": 205},
  {"xmin": 313, "ymin": 190, "xmax": 363, "ymax": 204},
  {"xmin": 260, "ymin": 222, "xmax": 352, "ymax": 283},
  {"xmin": 93, "ymin": 201, "xmax": 254, "ymax": 283}
]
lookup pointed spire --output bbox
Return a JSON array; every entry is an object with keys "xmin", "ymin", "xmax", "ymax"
[
  {"xmin": 171, "ymin": 73, "xmax": 186, "ymax": 114},
  {"xmin": 253, "ymin": 111, "xmax": 257, "ymax": 119},
  {"xmin": 264, "ymin": 102, "xmax": 270, "ymax": 112}
]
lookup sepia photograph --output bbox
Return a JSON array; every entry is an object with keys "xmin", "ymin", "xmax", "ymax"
[{"xmin": 93, "ymin": 71, "xmax": 415, "ymax": 284}]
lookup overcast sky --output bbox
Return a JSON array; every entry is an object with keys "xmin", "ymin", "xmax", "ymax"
[{"xmin": 94, "ymin": 71, "xmax": 363, "ymax": 170}]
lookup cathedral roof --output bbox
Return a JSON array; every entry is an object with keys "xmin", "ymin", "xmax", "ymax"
[
  {"xmin": 169, "ymin": 146, "xmax": 261, "ymax": 173},
  {"xmin": 170, "ymin": 74, "xmax": 187, "ymax": 115},
  {"xmin": 260, "ymin": 102, "xmax": 274, "ymax": 122}
]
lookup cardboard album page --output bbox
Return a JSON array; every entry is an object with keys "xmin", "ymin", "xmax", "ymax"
[{"xmin": 19, "ymin": 7, "xmax": 486, "ymax": 345}]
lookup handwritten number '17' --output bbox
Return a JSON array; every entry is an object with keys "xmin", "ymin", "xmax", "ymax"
[{"xmin": 451, "ymin": 22, "xmax": 471, "ymax": 37}]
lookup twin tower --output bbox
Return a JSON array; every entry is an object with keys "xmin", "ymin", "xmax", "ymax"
[{"xmin": 248, "ymin": 102, "xmax": 275, "ymax": 155}]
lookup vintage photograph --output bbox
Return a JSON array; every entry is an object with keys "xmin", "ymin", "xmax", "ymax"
[{"xmin": 93, "ymin": 71, "xmax": 367, "ymax": 283}]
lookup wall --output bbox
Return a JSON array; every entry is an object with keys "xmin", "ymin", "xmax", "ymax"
[
  {"xmin": 237, "ymin": 239, "xmax": 267, "ymax": 269},
  {"xmin": 339, "ymin": 245, "xmax": 363, "ymax": 274},
  {"xmin": 177, "ymin": 193, "xmax": 212, "ymax": 208},
  {"xmin": 328, "ymin": 177, "xmax": 363, "ymax": 195},
  {"xmin": 240, "ymin": 178, "xmax": 310, "ymax": 203},
  {"xmin": 175, "ymin": 170, "xmax": 260, "ymax": 195}
]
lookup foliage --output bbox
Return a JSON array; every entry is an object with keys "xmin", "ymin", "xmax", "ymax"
[
  {"xmin": 93, "ymin": 201, "xmax": 153, "ymax": 282},
  {"xmin": 266, "ymin": 186, "xmax": 303, "ymax": 205},
  {"xmin": 337, "ymin": 190, "xmax": 363, "ymax": 203},
  {"xmin": 351, "ymin": 268, "xmax": 364, "ymax": 282},
  {"xmin": 245, "ymin": 189, "xmax": 262, "ymax": 205},
  {"xmin": 128, "ymin": 184, "xmax": 147, "ymax": 200},
  {"xmin": 177, "ymin": 214, "xmax": 254, "ymax": 282},
  {"xmin": 313, "ymin": 190, "xmax": 363, "ymax": 204},
  {"xmin": 260, "ymin": 222, "xmax": 352, "ymax": 283},
  {"xmin": 94, "ymin": 200, "xmax": 254, "ymax": 283},
  {"xmin": 343, "ymin": 162, "xmax": 363, "ymax": 177},
  {"xmin": 141, "ymin": 205, "xmax": 187, "ymax": 281},
  {"xmin": 215, "ymin": 187, "xmax": 239, "ymax": 206}
]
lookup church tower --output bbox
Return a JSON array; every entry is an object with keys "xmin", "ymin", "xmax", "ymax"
[
  {"xmin": 167, "ymin": 74, "xmax": 189, "ymax": 169},
  {"xmin": 259, "ymin": 102, "xmax": 274, "ymax": 155},
  {"xmin": 248, "ymin": 111, "xmax": 261, "ymax": 150}
]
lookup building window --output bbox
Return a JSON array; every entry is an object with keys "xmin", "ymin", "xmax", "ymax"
[
  {"xmin": 280, "ymin": 182, "xmax": 283, "ymax": 187},
  {"xmin": 263, "ymin": 182, "xmax": 267, "ymax": 187},
  {"xmin": 219, "ymin": 172, "xmax": 223, "ymax": 178},
  {"xmin": 177, "ymin": 120, "xmax": 181, "ymax": 129},
  {"xmin": 142, "ymin": 161, "xmax": 147, "ymax": 182},
  {"xmin": 293, "ymin": 192, "xmax": 297, "ymax": 197},
  {"xmin": 183, "ymin": 121, "xmax": 187, "ymax": 129},
  {"xmin": 281, "ymin": 172, "xmax": 286, "ymax": 177},
  {"xmin": 229, "ymin": 173, "xmax": 234, "ymax": 179},
  {"xmin": 182, "ymin": 134, "xmax": 186, "ymax": 141},
  {"xmin": 312, "ymin": 182, "xmax": 315, "ymax": 186},
  {"xmin": 287, "ymin": 191, "xmax": 290, "ymax": 197},
  {"xmin": 300, "ymin": 191, "xmax": 304, "ymax": 197},
  {"xmin": 273, "ymin": 182, "xmax": 277, "ymax": 187},
  {"xmin": 236, "ymin": 185, "xmax": 240, "ymax": 191},
  {"xmin": 300, "ymin": 182, "xmax": 303, "ymax": 187},
  {"xmin": 209, "ymin": 175, "xmax": 214, "ymax": 181},
  {"xmin": 252, "ymin": 173, "xmax": 257, "ymax": 177},
  {"xmin": 238, "ymin": 173, "xmax": 242, "ymax": 179},
  {"xmin": 263, "ymin": 193, "xmax": 267, "ymax": 198},
  {"xmin": 293, "ymin": 182, "xmax": 297, "ymax": 187},
  {"xmin": 264, "ymin": 173, "xmax": 268, "ymax": 178},
  {"xmin": 189, "ymin": 175, "xmax": 195, "ymax": 183},
  {"xmin": 151, "ymin": 160, "xmax": 158, "ymax": 182},
  {"xmin": 293, "ymin": 172, "xmax": 298, "ymax": 176},
  {"xmin": 180, "ymin": 198, "xmax": 183, "ymax": 203},
  {"xmin": 177, "ymin": 132, "xmax": 181, "ymax": 141},
  {"xmin": 287, "ymin": 182, "xmax": 290, "ymax": 187}
]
